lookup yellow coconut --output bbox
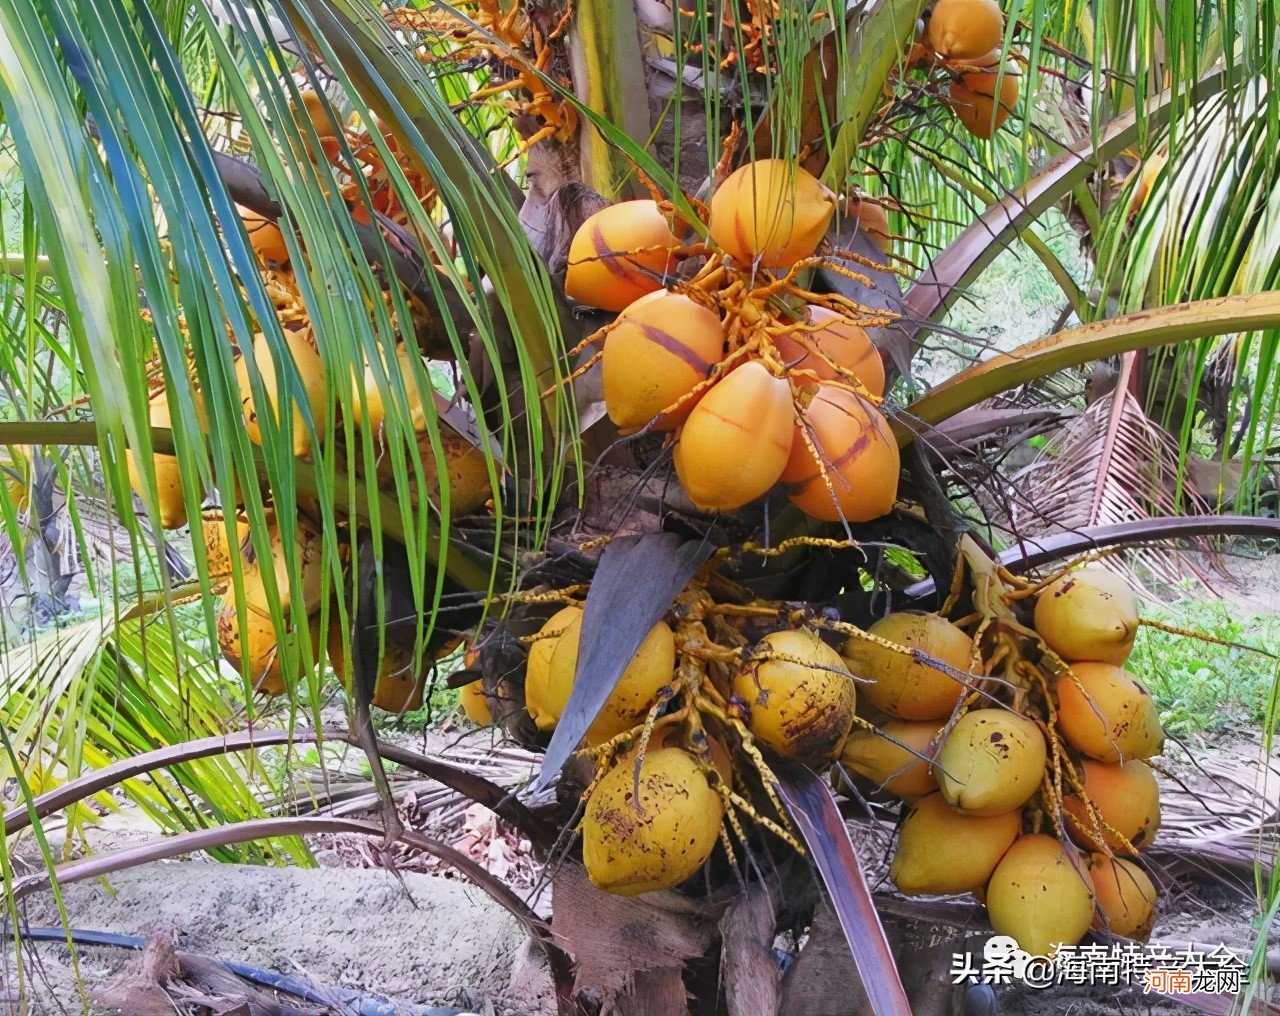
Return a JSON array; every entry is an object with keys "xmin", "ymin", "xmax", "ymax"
[
  {"xmin": 218, "ymin": 586, "xmax": 321, "ymax": 696},
  {"xmin": 842, "ymin": 612, "xmax": 974, "ymax": 721},
  {"xmin": 935, "ymin": 709, "xmax": 1047, "ymax": 816},
  {"xmin": 383, "ymin": 427, "xmax": 494, "ymax": 517},
  {"xmin": 1088, "ymin": 854, "xmax": 1158, "ymax": 940},
  {"xmin": 125, "ymin": 393, "xmax": 189, "ymax": 530},
  {"xmin": 839, "ymin": 719, "xmax": 942, "ymax": 799},
  {"xmin": 948, "ymin": 63, "xmax": 1021, "ymax": 140},
  {"xmin": 1055, "ymin": 662, "xmax": 1164, "ymax": 762},
  {"xmin": 459, "ymin": 679, "xmax": 492, "ymax": 726},
  {"xmin": 709, "ymin": 160, "xmax": 837, "ymax": 270},
  {"xmin": 1034, "ymin": 567, "xmax": 1139, "ymax": 665},
  {"xmin": 523, "ymin": 606, "xmax": 583, "ymax": 731},
  {"xmin": 890, "ymin": 792, "xmax": 1020, "ymax": 895},
  {"xmin": 236, "ymin": 204, "xmax": 290, "ymax": 267},
  {"xmin": 774, "ymin": 306, "xmax": 885, "ymax": 396},
  {"xmin": 781, "ymin": 384, "xmax": 899, "ymax": 523},
  {"xmin": 732, "ymin": 628, "xmax": 856, "ymax": 767},
  {"xmin": 1063, "ymin": 759, "xmax": 1161, "ymax": 854},
  {"xmin": 673, "ymin": 360, "xmax": 794, "ymax": 512},
  {"xmin": 262, "ymin": 511, "xmax": 325, "ymax": 615},
  {"xmin": 565, "ymin": 200, "xmax": 679, "ymax": 312},
  {"xmin": 235, "ymin": 328, "xmax": 328, "ymax": 458},
  {"xmin": 544, "ymin": 616, "xmax": 677, "ymax": 744},
  {"xmin": 583, "ymin": 746, "xmax": 724, "ymax": 895},
  {"xmin": 354, "ymin": 343, "xmax": 434, "ymax": 434},
  {"xmin": 324, "ymin": 620, "xmax": 437, "ymax": 714},
  {"xmin": 602, "ymin": 290, "xmax": 726, "ymax": 432},
  {"xmin": 986, "ymin": 834, "xmax": 1096, "ymax": 956},
  {"xmin": 201, "ymin": 511, "xmax": 249, "ymax": 588},
  {"xmin": 847, "ymin": 194, "xmax": 892, "ymax": 253},
  {"xmin": 925, "ymin": 0, "xmax": 1004, "ymax": 61},
  {"xmin": 294, "ymin": 90, "xmax": 339, "ymax": 141}
]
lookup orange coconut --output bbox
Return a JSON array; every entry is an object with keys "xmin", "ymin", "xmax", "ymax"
[
  {"xmin": 986, "ymin": 834, "xmax": 1095, "ymax": 956},
  {"xmin": 842, "ymin": 612, "xmax": 973, "ymax": 720},
  {"xmin": 1055, "ymin": 662, "xmax": 1164, "ymax": 762},
  {"xmin": 847, "ymin": 195, "xmax": 892, "ymax": 253},
  {"xmin": 523, "ymin": 606, "xmax": 584, "ymax": 731},
  {"xmin": 949, "ymin": 63, "xmax": 1021, "ymax": 140},
  {"xmin": 709, "ymin": 160, "xmax": 837, "ymax": 270},
  {"xmin": 459, "ymin": 680, "xmax": 493, "ymax": 726},
  {"xmin": 565, "ymin": 200, "xmax": 678, "ymax": 312},
  {"xmin": 781, "ymin": 385, "xmax": 899, "ymax": 522},
  {"xmin": 673, "ymin": 360, "xmax": 794, "ymax": 511},
  {"xmin": 235, "ymin": 327, "xmax": 328, "ymax": 458},
  {"xmin": 839, "ymin": 719, "xmax": 942, "ymax": 799},
  {"xmin": 324, "ymin": 622, "xmax": 427, "ymax": 714},
  {"xmin": 218, "ymin": 589, "xmax": 321, "ymax": 697},
  {"xmin": 602, "ymin": 290, "xmax": 725, "ymax": 432},
  {"xmin": 774, "ymin": 306, "xmax": 885, "ymax": 397},
  {"xmin": 1088, "ymin": 854, "xmax": 1158, "ymax": 940},
  {"xmin": 236, "ymin": 204, "xmax": 290, "ymax": 266},
  {"xmin": 890, "ymin": 792, "xmax": 1020, "ymax": 895},
  {"xmin": 1034, "ymin": 567, "xmax": 1139, "ymax": 665},
  {"xmin": 125, "ymin": 392, "xmax": 189, "ymax": 530},
  {"xmin": 935, "ymin": 709, "xmax": 1047, "ymax": 816},
  {"xmin": 925, "ymin": 0, "xmax": 1004, "ymax": 61},
  {"xmin": 1063, "ymin": 759, "xmax": 1161, "ymax": 854}
]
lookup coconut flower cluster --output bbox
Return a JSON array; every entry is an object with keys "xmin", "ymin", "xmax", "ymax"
[
  {"xmin": 844, "ymin": 567, "xmax": 1165, "ymax": 954},
  {"xmin": 564, "ymin": 159, "xmax": 901, "ymax": 522}
]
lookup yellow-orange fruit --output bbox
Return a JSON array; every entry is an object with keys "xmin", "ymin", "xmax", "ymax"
[
  {"xmin": 201, "ymin": 511, "xmax": 249, "ymax": 588},
  {"xmin": 354, "ymin": 344, "xmax": 433, "ymax": 434},
  {"xmin": 602, "ymin": 290, "xmax": 725, "ymax": 432},
  {"xmin": 324, "ymin": 622, "xmax": 427, "ymax": 714},
  {"xmin": 1127, "ymin": 150, "xmax": 1169, "ymax": 218},
  {"xmin": 842, "ymin": 612, "xmax": 973, "ymax": 720},
  {"xmin": 523, "ymin": 606, "xmax": 583, "ymax": 731},
  {"xmin": 236, "ymin": 204, "xmax": 290, "ymax": 266},
  {"xmin": 295, "ymin": 90, "xmax": 339, "ymax": 141},
  {"xmin": 781, "ymin": 385, "xmax": 899, "ymax": 522},
  {"xmin": 583, "ymin": 746, "xmax": 724, "ymax": 896},
  {"xmin": 388, "ymin": 427, "xmax": 493, "ymax": 516},
  {"xmin": 925, "ymin": 0, "xmax": 1004, "ymax": 60},
  {"xmin": 1088, "ymin": 854, "xmax": 1157, "ymax": 940},
  {"xmin": 235, "ymin": 328, "xmax": 328, "ymax": 458},
  {"xmin": 774, "ymin": 306, "xmax": 885, "ymax": 396},
  {"xmin": 840, "ymin": 719, "xmax": 942, "ymax": 799},
  {"xmin": 847, "ymin": 195, "xmax": 892, "ymax": 253},
  {"xmin": 1034, "ymin": 568, "xmax": 1139, "ymax": 665},
  {"xmin": 544, "ymin": 616, "xmax": 676, "ymax": 744},
  {"xmin": 948, "ymin": 64, "xmax": 1021, "ymax": 140},
  {"xmin": 565, "ymin": 200, "xmax": 678, "ymax": 312},
  {"xmin": 218, "ymin": 587, "xmax": 321, "ymax": 696},
  {"xmin": 733, "ymin": 628, "xmax": 856, "ymax": 767},
  {"xmin": 1063, "ymin": 759, "xmax": 1161, "ymax": 854},
  {"xmin": 935, "ymin": 710, "xmax": 1047, "ymax": 816},
  {"xmin": 709, "ymin": 159, "xmax": 837, "ymax": 270},
  {"xmin": 459, "ymin": 680, "xmax": 492, "ymax": 726},
  {"xmin": 257, "ymin": 511, "xmax": 325, "ymax": 615},
  {"xmin": 890, "ymin": 792, "xmax": 1020, "ymax": 895},
  {"xmin": 125, "ymin": 393, "xmax": 188, "ymax": 530},
  {"xmin": 986, "ymin": 835, "xmax": 1095, "ymax": 956},
  {"xmin": 1055, "ymin": 662, "xmax": 1163, "ymax": 762},
  {"xmin": 673, "ymin": 360, "xmax": 794, "ymax": 511}
]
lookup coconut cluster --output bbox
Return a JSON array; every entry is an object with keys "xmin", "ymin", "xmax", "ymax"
[
  {"xmin": 565, "ymin": 159, "xmax": 900, "ymax": 522},
  {"xmin": 843, "ymin": 568, "xmax": 1164, "ymax": 954}
]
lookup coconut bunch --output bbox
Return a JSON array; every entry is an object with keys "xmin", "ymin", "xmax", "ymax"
[
  {"xmin": 563, "ymin": 158, "xmax": 901, "ymax": 523},
  {"xmin": 901, "ymin": 0, "xmax": 1022, "ymax": 140},
  {"xmin": 841, "ymin": 566, "xmax": 1164, "ymax": 955}
]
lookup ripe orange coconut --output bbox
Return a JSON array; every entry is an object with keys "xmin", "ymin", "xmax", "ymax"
[
  {"xmin": 602, "ymin": 290, "xmax": 725, "ymax": 432},
  {"xmin": 325, "ymin": 621, "xmax": 426, "ymax": 714},
  {"xmin": 565, "ymin": 200, "xmax": 679, "ymax": 312},
  {"xmin": 846, "ymin": 194, "xmax": 892, "ymax": 253},
  {"xmin": 925, "ymin": 0, "xmax": 1004, "ymax": 61},
  {"xmin": 773, "ymin": 306, "xmax": 885, "ymax": 396},
  {"xmin": 781, "ymin": 385, "xmax": 899, "ymax": 522},
  {"xmin": 709, "ymin": 160, "xmax": 837, "ymax": 270},
  {"xmin": 1055, "ymin": 662, "xmax": 1164, "ymax": 762},
  {"xmin": 1063, "ymin": 759, "xmax": 1161, "ymax": 854},
  {"xmin": 1034, "ymin": 567, "xmax": 1139, "ymax": 665},
  {"xmin": 949, "ymin": 63, "xmax": 1021, "ymax": 140},
  {"xmin": 840, "ymin": 719, "xmax": 943, "ymax": 799},
  {"xmin": 1088, "ymin": 854, "xmax": 1158, "ymax": 940},
  {"xmin": 673, "ymin": 360, "xmax": 794, "ymax": 511},
  {"xmin": 934, "ymin": 709, "xmax": 1047, "ymax": 816},
  {"xmin": 236, "ymin": 204, "xmax": 290, "ymax": 266},
  {"xmin": 986, "ymin": 834, "xmax": 1095, "ymax": 956},
  {"xmin": 890, "ymin": 792, "xmax": 1020, "ymax": 895},
  {"xmin": 843, "ymin": 611, "xmax": 974, "ymax": 720}
]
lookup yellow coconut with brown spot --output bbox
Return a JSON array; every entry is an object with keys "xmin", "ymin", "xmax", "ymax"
[
  {"xmin": 544, "ymin": 615, "xmax": 676, "ymax": 744},
  {"xmin": 890, "ymin": 792, "xmax": 1020, "ymax": 895},
  {"xmin": 781, "ymin": 384, "xmax": 899, "ymax": 522},
  {"xmin": 935, "ymin": 709, "xmax": 1047, "ymax": 816},
  {"xmin": 1088, "ymin": 854, "xmax": 1158, "ymax": 940},
  {"xmin": 236, "ymin": 204, "xmax": 290, "ymax": 267},
  {"xmin": 948, "ymin": 64, "xmax": 1021, "ymax": 140},
  {"xmin": 125, "ymin": 393, "xmax": 189, "ymax": 530},
  {"xmin": 673, "ymin": 360, "xmax": 795, "ymax": 512},
  {"xmin": 201, "ymin": 511, "xmax": 249, "ymax": 589},
  {"xmin": 583, "ymin": 746, "xmax": 724, "ymax": 896},
  {"xmin": 925, "ymin": 0, "xmax": 1004, "ymax": 60},
  {"xmin": 732, "ymin": 628, "xmax": 856, "ymax": 768},
  {"xmin": 218, "ymin": 584, "xmax": 321, "ymax": 696},
  {"xmin": 1063, "ymin": 759, "xmax": 1161, "ymax": 854},
  {"xmin": 523, "ymin": 606, "xmax": 583, "ymax": 731},
  {"xmin": 602, "ymin": 290, "xmax": 725, "ymax": 432},
  {"xmin": 408, "ymin": 427, "xmax": 494, "ymax": 516},
  {"xmin": 235, "ymin": 328, "xmax": 328, "ymax": 458},
  {"xmin": 986, "ymin": 834, "xmax": 1096, "ymax": 956},
  {"xmin": 261, "ymin": 511, "xmax": 325, "ymax": 615},
  {"xmin": 840, "ymin": 719, "xmax": 942, "ymax": 799},
  {"xmin": 1055, "ymin": 662, "xmax": 1163, "ymax": 762},
  {"xmin": 842, "ymin": 612, "xmax": 973, "ymax": 720},
  {"xmin": 774, "ymin": 306, "xmax": 885, "ymax": 396},
  {"xmin": 1034, "ymin": 568, "xmax": 1139, "ymax": 665},
  {"xmin": 324, "ymin": 620, "xmax": 429, "ymax": 714},
  {"xmin": 459, "ymin": 679, "xmax": 492, "ymax": 726},
  {"xmin": 565, "ymin": 200, "xmax": 679, "ymax": 312},
  {"xmin": 709, "ymin": 160, "xmax": 837, "ymax": 270}
]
